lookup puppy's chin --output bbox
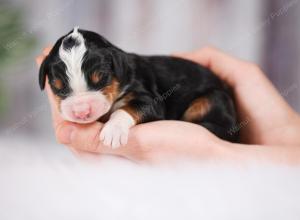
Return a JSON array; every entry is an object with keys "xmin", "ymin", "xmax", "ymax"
[
  {"xmin": 61, "ymin": 115, "xmax": 104, "ymax": 124},
  {"xmin": 60, "ymin": 92, "xmax": 112, "ymax": 124}
]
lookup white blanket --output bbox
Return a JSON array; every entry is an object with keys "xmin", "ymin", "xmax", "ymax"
[{"xmin": 0, "ymin": 136, "xmax": 300, "ymax": 220}]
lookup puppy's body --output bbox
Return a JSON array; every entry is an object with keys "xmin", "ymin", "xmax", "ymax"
[{"xmin": 39, "ymin": 28, "xmax": 238, "ymax": 148}]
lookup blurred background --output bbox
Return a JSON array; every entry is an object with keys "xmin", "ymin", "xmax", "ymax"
[{"xmin": 0, "ymin": 0, "xmax": 299, "ymax": 144}]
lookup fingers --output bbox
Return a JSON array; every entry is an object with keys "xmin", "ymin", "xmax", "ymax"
[
  {"xmin": 43, "ymin": 46, "xmax": 52, "ymax": 56},
  {"xmin": 56, "ymin": 122, "xmax": 100, "ymax": 152},
  {"xmin": 55, "ymin": 121, "xmax": 117, "ymax": 154},
  {"xmin": 35, "ymin": 55, "xmax": 45, "ymax": 66},
  {"xmin": 174, "ymin": 46, "xmax": 256, "ymax": 87},
  {"xmin": 35, "ymin": 46, "xmax": 52, "ymax": 66}
]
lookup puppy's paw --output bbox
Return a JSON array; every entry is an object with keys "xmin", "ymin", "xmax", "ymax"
[
  {"xmin": 99, "ymin": 121, "xmax": 129, "ymax": 149},
  {"xmin": 99, "ymin": 109, "xmax": 135, "ymax": 149}
]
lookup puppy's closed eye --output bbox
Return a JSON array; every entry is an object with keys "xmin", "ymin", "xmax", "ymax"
[{"xmin": 50, "ymin": 78, "xmax": 70, "ymax": 97}]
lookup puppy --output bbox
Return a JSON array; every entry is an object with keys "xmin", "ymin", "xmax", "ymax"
[{"xmin": 39, "ymin": 27, "xmax": 238, "ymax": 148}]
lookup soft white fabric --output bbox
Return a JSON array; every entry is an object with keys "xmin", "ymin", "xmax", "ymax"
[{"xmin": 0, "ymin": 136, "xmax": 300, "ymax": 220}]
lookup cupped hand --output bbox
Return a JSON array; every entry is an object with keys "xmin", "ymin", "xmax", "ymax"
[
  {"xmin": 36, "ymin": 46, "xmax": 300, "ymax": 163},
  {"xmin": 175, "ymin": 47, "xmax": 300, "ymax": 146}
]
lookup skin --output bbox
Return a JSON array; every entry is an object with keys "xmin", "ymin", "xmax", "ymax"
[{"xmin": 36, "ymin": 46, "xmax": 300, "ymax": 164}]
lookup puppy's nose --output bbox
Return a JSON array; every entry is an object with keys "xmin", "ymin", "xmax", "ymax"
[{"xmin": 72, "ymin": 103, "xmax": 91, "ymax": 120}]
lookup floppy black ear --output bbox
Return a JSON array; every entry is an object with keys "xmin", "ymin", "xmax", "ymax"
[
  {"xmin": 39, "ymin": 57, "xmax": 49, "ymax": 90},
  {"xmin": 111, "ymin": 49, "xmax": 128, "ymax": 79}
]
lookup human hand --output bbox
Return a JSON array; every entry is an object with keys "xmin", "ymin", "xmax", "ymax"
[
  {"xmin": 175, "ymin": 47, "xmax": 300, "ymax": 146},
  {"xmin": 36, "ymin": 46, "xmax": 300, "ymax": 164}
]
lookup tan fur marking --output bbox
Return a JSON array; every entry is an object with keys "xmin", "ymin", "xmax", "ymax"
[
  {"xmin": 53, "ymin": 78, "xmax": 63, "ymax": 90},
  {"xmin": 53, "ymin": 94, "xmax": 62, "ymax": 113},
  {"xmin": 102, "ymin": 78, "xmax": 120, "ymax": 102},
  {"xmin": 90, "ymin": 72, "xmax": 102, "ymax": 84},
  {"xmin": 112, "ymin": 92, "xmax": 136, "ymax": 111},
  {"xmin": 121, "ymin": 105, "xmax": 141, "ymax": 124},
  {"xmin": 182, "ymin": 97, "xmax": 211, "ymax": 122},
  {"xmin": 122, "ymin": 92, "xmax": 135, "ymax": 104}
]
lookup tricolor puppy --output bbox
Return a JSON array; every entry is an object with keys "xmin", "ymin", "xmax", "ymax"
[{"xmin": 39, "ymin": 27, "xmax": 238, "ymax": 148}]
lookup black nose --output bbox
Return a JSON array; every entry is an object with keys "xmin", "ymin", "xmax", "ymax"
[{"xmin": 63, "ymin": 37, "xmax": 80, "ymax": 50}]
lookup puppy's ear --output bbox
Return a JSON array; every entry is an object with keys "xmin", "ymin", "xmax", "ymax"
[
  {"xmin": 39, "ymin": 57, "xmax": 49, "ymax": 90},
  {"xmin": 111, "ymin": 49, "xmax": 128, "ymax": 79}
]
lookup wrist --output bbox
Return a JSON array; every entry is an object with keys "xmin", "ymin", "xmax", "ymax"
[{"xmin": 283, "ymin": 112, "xmax": 300, "ymax": 145}]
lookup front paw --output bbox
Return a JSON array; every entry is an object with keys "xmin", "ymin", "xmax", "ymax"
[{"xmin": 99, "ymin": 122, "xmax": 129, "ymax": 149}]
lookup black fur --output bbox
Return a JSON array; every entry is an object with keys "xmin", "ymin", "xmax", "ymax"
[{"xmin": 39, "ymin": 29, "xmax": 239, "ymax": 142}]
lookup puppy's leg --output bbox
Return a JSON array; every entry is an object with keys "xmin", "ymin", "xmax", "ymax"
[
  {"xmin": 181, "ymin": 91, "xmax": 238, "ymax": 142},
  {"xmin": 100, "ymin": 93, "xmax": 164, "ymax": 148}
]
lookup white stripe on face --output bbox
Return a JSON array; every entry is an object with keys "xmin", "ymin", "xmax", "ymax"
[{"xmin": 59, "ymin": 27, "xmax": 87, "ymax": 95}]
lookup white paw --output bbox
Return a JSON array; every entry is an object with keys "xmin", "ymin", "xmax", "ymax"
[{"xmin": 99, "ymin": 122, "xmax": 129, "ymax": 149}]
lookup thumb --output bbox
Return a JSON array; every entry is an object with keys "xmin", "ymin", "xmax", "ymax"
[{"xmin": 56, "ymin": 121, "xmax": 112, "ymax": 154}]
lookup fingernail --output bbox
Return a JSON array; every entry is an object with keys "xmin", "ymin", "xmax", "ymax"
[{"xmin": 58, "ymin": 126, "xmax": 75, "ymax": 144}]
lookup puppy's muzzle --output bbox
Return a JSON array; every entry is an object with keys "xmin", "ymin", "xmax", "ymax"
[{"xmin": 60, "ymin": 92, "xmax": 111, "ymax": 124}]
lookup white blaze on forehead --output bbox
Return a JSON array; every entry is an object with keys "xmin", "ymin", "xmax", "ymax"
[{"xmin": 59, "ymin": 27, "xmax": 87, "ymax": 94}]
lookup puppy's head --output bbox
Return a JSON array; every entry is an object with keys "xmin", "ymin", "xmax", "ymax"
[{"xmin": 39, "ymin": 27, "xmax": 128, "ymax": 124}]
